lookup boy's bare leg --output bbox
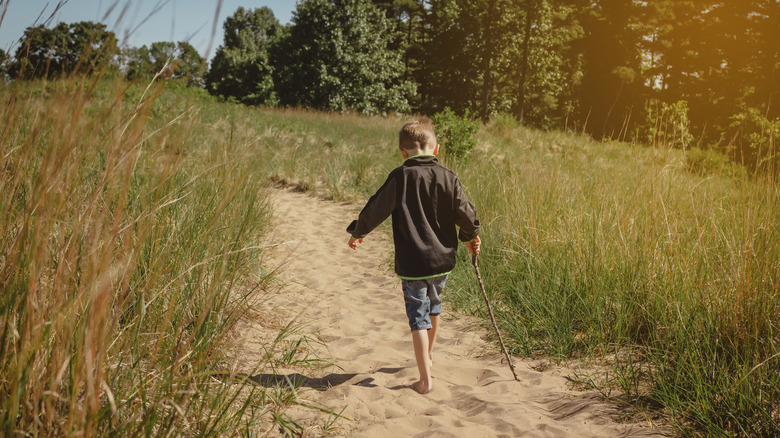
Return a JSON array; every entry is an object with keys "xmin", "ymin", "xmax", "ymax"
[
  {"xmin": 428, "ymin": 315, "xmax": 439, "ymax": 367},
  {"xmin": 409, "ymin": 329, "xmax": 433, "ymax": 394}
]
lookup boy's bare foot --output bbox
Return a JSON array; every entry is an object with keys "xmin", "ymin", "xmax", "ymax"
[{"xmin": 404, "ymin": 379, "xmax": 433, "ymax": 394}]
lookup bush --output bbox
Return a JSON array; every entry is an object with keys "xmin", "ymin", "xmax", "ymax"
[
  {"xmin": 727, "ymin": 107, "xmax": 780, "ymax": 172},
  {"xmin": 489, "ymin": 112, "xmax": 519, "ymax": 136},
  {"xmin": 644, "ymin": 100, "xmax": 694, "ymax": 149},
  {"xmin": 432, "ymin": 107, "xmax": 480, "ymax": 159},
  {"xmin": 685, "ymin": 147, "xmax": 747, "ymax": 179}
]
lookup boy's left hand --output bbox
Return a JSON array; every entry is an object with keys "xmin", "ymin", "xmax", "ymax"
[{"xmin": 348, "ymin": 236, "xmax": 363, "ymax": 250}]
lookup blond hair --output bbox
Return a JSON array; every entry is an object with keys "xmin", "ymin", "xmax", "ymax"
[{"xmin": 399, "ymin": 119, "xmax": 437, "ymax": 151}]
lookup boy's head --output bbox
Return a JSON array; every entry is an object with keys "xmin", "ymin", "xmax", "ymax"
[{"xmin": 399, "ymin": 119, "xmax": 438, "ymax": 157}]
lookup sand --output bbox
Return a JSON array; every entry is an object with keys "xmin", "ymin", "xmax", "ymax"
[{"xmin": 239, "ymin": 187, "xmax": 669, "ymax": 437}]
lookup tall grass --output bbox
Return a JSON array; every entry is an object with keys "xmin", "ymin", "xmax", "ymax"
[
  {"xmin": 0, "ymin": 76, "xmax": 338, "ymax": 435},
  {"xmin": 447, "ymin": 126, "xmax": 779, "ymax": 436}
]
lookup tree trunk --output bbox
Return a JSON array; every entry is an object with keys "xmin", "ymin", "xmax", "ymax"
[
  {"xmin": 481, "ymin": 0, "xmax": 497, "ymax": 122},
  {"xmin": 516, "ymin": 0, "xmax": 534, "ymax": 123},
  {"xmin": 404, "ymin": 10, "xmax": 413, "ymax": 80},
  {"xmin": 766, "ymin": 0, "xmax": 780, "ymax": 118},
  {"xmin": 480, "ymin": 52, "xmax": 494, "ymax": 122}
]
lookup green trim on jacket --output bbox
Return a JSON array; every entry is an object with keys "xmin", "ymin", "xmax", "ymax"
[
  {"xmin": 402, "ymin": 153, "xmax": 436, "ymax": 164},
  {"xmin": 398, "ymin": 271, "xmax": 451, "ymax": 281}
]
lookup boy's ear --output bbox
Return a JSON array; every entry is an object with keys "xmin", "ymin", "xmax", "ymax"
[
  {"xmin": 399, "ymin": 148, "xmax": 409, "ymax": 159},
  {"xmin": 433, "ymin": 144, "xmax": 440, "ymax": 155}
]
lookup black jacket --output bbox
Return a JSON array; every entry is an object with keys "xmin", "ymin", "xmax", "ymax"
[{"xmin": 347, "ymin": 155, "xmax": 479, "ymax": 279}]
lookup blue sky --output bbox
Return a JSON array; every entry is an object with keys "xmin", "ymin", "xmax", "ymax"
[{"xmin": 0, "ymin": 0, "xmax": 295, "ymax": 59}]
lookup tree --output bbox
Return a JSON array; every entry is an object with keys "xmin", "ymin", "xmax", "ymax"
[
  {"xmin": 420, "ymin": 0, "xmax": 581, "ymax": 127},
  {"xmin": 575, "ymin": 0, "xmax": 645, "ymax": 139},
  {"xmin": 639, "ymin": 0, "xmax": 779, "ymax": 164},
  {"xmin": 0, "ymin": 49, "xmax": 7, "ymax": 78},
  {"xmin": 703, "ymin": 1, "xmax": 780, "ymax": 166},
  {"xmin": 119, "ymin": 41, "xmax": 204, "ymax": 85},
  {"xmin": 204, "ymin": 6, "xmax": 283, "ymax": 105},
  {"xmin": 515, "ymin": 0, "xmax": 540, "ymax": 123},
  {"xmin": 171, "ymin": 41, "xmax": 205, "ymax": 85},
  {"xmin": 273, "ymin": 0, "xmax": 415, "ymax": 114},
  {"xmin": 149, "ymin": 41, "xmax": 177, "ymax": 74},
  {"xmin": 753, "ymin": 0, "xmax": 780, "ymax": 120},
  {"xmin": 9, "ymin": 21, "xmax": 118, "ymax": 79},
  {"xmin": 511, "ymin": 0, "xmax": 585, "ymax": 129},
  {"xmin": 150, "ymin": 41, "xmax": 204, "ymax": 85},
  {"xmin": 372, "ymin": 0, "xmax": 427, "ymax": 81},
  {"xmin": 476, "ymin": 0, "xmax": 504, "ymax": 121},
  {"xmin": 119, "ymin": 45, "xmax": 152, "ymax": 81},
  {"xmin": 422, "ymin": 0, "xmax": 497, "ymax": 115}
]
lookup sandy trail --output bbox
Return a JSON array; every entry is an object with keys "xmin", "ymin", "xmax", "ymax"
[{"xmin": 243, "ymin": 187, "xmax": 668, "ymax": 437}]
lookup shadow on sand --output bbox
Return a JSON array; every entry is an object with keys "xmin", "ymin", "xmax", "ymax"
[{"xmin": 235, "ymin": 366, "xmax": 407, "ymax": 390}]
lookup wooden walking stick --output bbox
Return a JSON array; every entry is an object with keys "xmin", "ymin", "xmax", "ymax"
[{"xmin": 472, "ymin": 253, "xmax": 520, "ymax": 381}]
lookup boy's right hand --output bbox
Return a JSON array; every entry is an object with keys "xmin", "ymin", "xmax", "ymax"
[
  {"xmin": 465, "ymin": 236, "xmax": 481, "ymax": 256},
  {"xmin": 348, "ymin": 236, "xmax": 363, "ymax": 250}
]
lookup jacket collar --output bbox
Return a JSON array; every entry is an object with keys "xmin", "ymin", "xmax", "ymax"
[{"xmin": 402, "ymin": 154, "xmax": 438, "ymax": 166}]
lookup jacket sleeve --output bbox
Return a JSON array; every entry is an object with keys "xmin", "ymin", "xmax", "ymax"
[
  {"xmin": 453, "ymin": 178, "xmax": 480, "ymax": 242},
  {"xmin": 346, "ymin": 171, "xmax": 399, "ymax": 238}
]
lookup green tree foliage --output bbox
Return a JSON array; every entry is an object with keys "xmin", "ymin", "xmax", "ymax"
[
  {"xmin": 119, "ymin": 45, "xmax": 153, "ymax": 81},
  {"xmin": 150, "ymin": 41, "xmax": 204, "ymax": 85},
  {"xmin": 642, "ymin": 1, "xmax": 732, "ymax": 133},
  {"xmin": 204, "ymin": 7, "xmax": 283, "ymax": 105},
  {"xmin": 149, "ymin": 41, "xmax": 178, "ymax": 73},
  {"xmin": 171, "ymin": 42, "xmax": 204, "ymax": 84},
  {"xmin": 9, "ymin": 21, "xmax": 118, "ymax": 79},
  {"xmin": 410, "ymin": 0, "xmax": 777, "ymax": 163},
  {"xmin": 420, "ymin": 0, "xmax": 582, "ymax": 128},
  {"xmin": 421, "ymin": 0, "xmax": 492, "ymax": 114},
  {"xmin": 0, "ymin": 49, "xmax": 7, "ymax": 77},
  {"xmin": 372, "ymin": 0, "xmax": 427, "ymax": 83},
  {"xmin": 120, "ymin": 41, "xmax": 203, "ymax": 86},
  {"xmin": 639, "ymin": 0, "xmax": 780, "ymax": 166},
  {"xmin": 273, "ymin": 0, "xmax": 415, "ymax": 114},
  {"xmin": 511, "ymin": 0, "xmax": 584, "ymax": 128},
  {"xmin": 727, "ymin": 107, "xmax": 780, "ymax": 172},
  {"xmin": 753, "ymin": 1, "xmax": 780, "ymax": 120}
]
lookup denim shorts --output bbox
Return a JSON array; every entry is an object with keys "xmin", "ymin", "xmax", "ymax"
[{"xmin": 401, "ymin": 275, "xmax": 448, "ymax": 330}]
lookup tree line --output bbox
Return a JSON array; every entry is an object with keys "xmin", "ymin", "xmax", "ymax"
[{"xmin": 3, "ymin": 0, "xmax": 778, "ymax": 168}]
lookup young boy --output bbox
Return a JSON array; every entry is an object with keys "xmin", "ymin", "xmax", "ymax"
[{"xmin": 346, "ymin": 119, "xmax": 480, "ymax": 394}]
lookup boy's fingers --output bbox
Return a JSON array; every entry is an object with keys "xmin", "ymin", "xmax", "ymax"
[
  {"xmin": 465, "ymin": 238, "xmax": 480, "ymax": 255},
  {"xmin": 348, "ymin": 237, "xmax": 363, "ymax": 250}
]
